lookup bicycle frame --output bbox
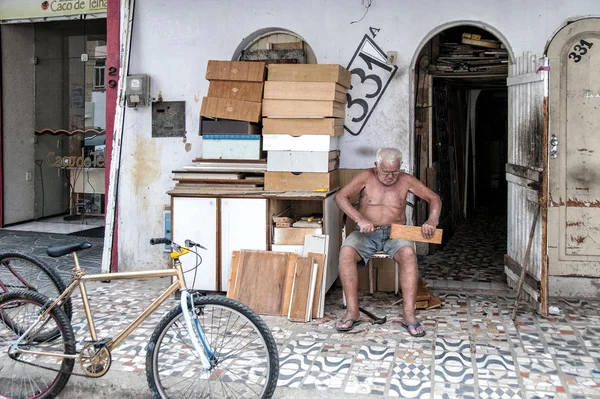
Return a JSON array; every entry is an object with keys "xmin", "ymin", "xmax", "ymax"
[{"xmin": 17, "ymin": 251, "xmax": 187, "ymax": 356}]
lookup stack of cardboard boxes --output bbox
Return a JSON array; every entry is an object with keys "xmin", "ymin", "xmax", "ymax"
[
  {"xmin": 200, "ymin": 61, "xmax": 266, "ymax": 160},
  {"xmin": 261, "ymin": 64, "xmax": 350, "ymax": 192}
]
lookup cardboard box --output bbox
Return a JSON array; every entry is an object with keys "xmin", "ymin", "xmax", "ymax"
[
  {"xmin": 267, "ymin": 64, "xmax": 351, "ymax": 88},
  {"xmin": 262, "ymin": 118, "xmax": 344, "ymax": 136},
  {"xmin": 207, "ymin": 81, "xmax": 264, "ymax": 102},
  {"xmin": 262, "ymin": 99, "xmax": 345, "ymax": 118},
  {"xmin": 376, "ymin": 258, "xmax": 397, "ymax": 292},
  {"xmin": 200, "ymin": 117, "xmax": 261, "ymax": 134},
  {"xmin": 206, "ymin": 60, "xmax": 266, "ymax": 82},
  {"xmin": 200, "ymin": 97, "xmax": 262, "ymax": 123},
  {"xmin": 264, "ymin": 82, "xmax": 347, "ymax": 103},
  {"xmin": 262, "ymin": 134, "xmax": 339, "ymax": 152},
  {"xmin": 267, "ymin": 150, "xmax": 340, "ymax": 172},
  {"xmin": 265, "ymin": 170, "xmax": 340, "ymax": 192},
  {"xmin": 273, "ymin": 227, "xmax": 323, "ymax": 245},
  {"xmin": 357, "ymin": 266, "xmax": 370, "ymax": 291}
]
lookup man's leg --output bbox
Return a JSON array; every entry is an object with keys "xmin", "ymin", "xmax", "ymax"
[
  {"xmin": 393, "ymin": 245, "xmax": 425, "ymax": 336},
  {"xmin": 336, "ymin": 246, "xmax": 363, "ymax": 330}
]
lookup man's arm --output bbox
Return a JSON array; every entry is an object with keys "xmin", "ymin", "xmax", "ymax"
[
  {"xmin": 335, "ymin": 170, "xmax": 375, "ymax": 233},
  {"xmin": 408, "ymin": 176, "xmax": 442, "ymax": 239}
]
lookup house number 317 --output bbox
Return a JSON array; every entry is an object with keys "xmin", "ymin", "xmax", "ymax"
[{"xmin": 568, "ymin": 39, "xmax": 594, "ymax": 63}]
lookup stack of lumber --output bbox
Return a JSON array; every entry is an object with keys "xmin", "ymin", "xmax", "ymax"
[
  {"xmin": 414, "ymin": 278, "xmax": 443, "ymax": 310},
  {"xmin": 200, "ymin": 61, "xmax": 266, "ymax": 160},
  {"xmin": 227, "ymin": 248, "xmax": 327, "ymax": 321},
  {"xmin": 429, "ymin": 33, "xmax": 508, "ymax": 75},
  {"xmin": 169, "ymin": 159, "xmax": 267, "ymax": 194},
  {"xmin": 262, "ymin": 64, "xmax": 349, "ymax": 192}
]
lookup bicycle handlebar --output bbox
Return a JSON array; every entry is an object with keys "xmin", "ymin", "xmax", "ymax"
[{"xmin": 150, "ymin": 238, "xmax": 172, "ymax": 245}]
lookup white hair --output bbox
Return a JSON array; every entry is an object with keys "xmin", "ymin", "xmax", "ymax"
[{"xmin": 376, "ymin": 148, "xmax": 402, "ymax": 166}]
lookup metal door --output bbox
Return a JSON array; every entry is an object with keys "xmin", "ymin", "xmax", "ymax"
[
  {"xmin": 505, "ymin": 53, "xmax": 548, "ymax": 311},
  {"xmin": 547, "ymin": 19, "xmax": 600, "ymax": 289}
]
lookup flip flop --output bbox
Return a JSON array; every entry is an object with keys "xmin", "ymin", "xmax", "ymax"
[
  {"xmin": 335, "ymin": 319, "xmax": 363, "ymax": 332},
  {"xmin": 401, "ymin": 321, "xmax": 426, "ymax": 337}
]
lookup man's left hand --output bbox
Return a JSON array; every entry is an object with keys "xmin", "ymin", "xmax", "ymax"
[{"xmin": 421, "ymin": 223, "xmax": 436, "ymax": 239}]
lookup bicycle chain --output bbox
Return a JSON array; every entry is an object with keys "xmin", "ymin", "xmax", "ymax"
[{"xmin": 11, "ymin": 341, "xmax": 107, "ymax": 378}]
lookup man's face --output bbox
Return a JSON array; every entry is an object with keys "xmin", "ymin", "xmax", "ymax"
[{"xmin": 375, "ymin": 159, "xmax": 401, "ymax": 186}]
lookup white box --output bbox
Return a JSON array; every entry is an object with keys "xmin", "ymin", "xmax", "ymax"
[
  {"xmin": 202, "ymin": 134, "xmax": 262, "ymax": 160},
  {"xmin": 271, "ymin": 244, "xmax": 304, "ymax": 255},
  {"xmin": 267, "ymin": 150, "xmax": 339, "ymax": 172},
  {"xmin": 262, "ymin": 134, "xmax": 339, "ymax": 152}
]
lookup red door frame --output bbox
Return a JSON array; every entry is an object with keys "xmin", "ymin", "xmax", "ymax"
[{"xmin": 106, "ymin": 0, "xmax": 120, "ymax": 272}]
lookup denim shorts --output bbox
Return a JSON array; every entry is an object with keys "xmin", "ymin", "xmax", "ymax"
[{"xmin": 342, "ymin": 225, "xmax": 415, "ymax": 267}]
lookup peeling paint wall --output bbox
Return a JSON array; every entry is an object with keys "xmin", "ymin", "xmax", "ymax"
[{"xmin": 119, "ymin": 0, "xmax": 600, "ymax": 270}]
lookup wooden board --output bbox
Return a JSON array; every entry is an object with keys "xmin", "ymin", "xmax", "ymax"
[
  {"xmin": 281, "ymin": 253, "xmax": 299, "ymax": 316},
  {"xmin": 307, "ymin": 252, "xmax": 325, "ymax": 319},
  {"xmin": 200, "ymin": 97, "xmax": 262, "ymax": 123},
  {"xmin": 226, "ymin": 250, "xmax": 240, "ymax": 298},
  {"xmin": 267, "ymin": 64, "xmax": 351, "ymax": 88},
  {"xmin": 264, "ymin": 82, "xmax": 347, "ymax": 103},
  {"xmin": 288, "ymin": 255, "xmax": 314, "ymax": 322},
  {"xmin": 390, "ymin": 224, "xmax": 443, "ymax": 244},
  {"xmin": 206, "ymin": 60, "xmax": 266, "ymax": 82},
  {"xmin": 303, "ymin": 234, "xmax": 329, "ymax": 319},
  {"xmin": 273, "ymin": 227, "xmax": 323, "ymax": 245},
  {"xmin": 207, "ymin": 81, "xmax": 264, "ymax": 102},
  {"xmin": 264, "ymin": 170, "xmax": 340, "ymax": 192},
  {"xmin": 262, "ymin": 99, "xmax": 345, "ymax": 118},
  {"xmin": 234, "ymin": 250, "xmax": 289, "ymax": 315},
  {"xmin": 262, "ymin": 118, "xmax": 344, "ymax": 136},
  {"xmin": 269, "ymin": 42, "xmax": 304, "ymax": 50},
  {"xmin": 461, "ymin": 38, "xmax": 500, "ymax": 49}
]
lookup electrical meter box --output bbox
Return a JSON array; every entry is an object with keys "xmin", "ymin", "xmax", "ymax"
[{"xmin": 125, "ymin": 74, "xmax": 151, "ymax": 107}]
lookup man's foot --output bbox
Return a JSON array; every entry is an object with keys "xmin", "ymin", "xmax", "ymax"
[
  {"xmin": 401, "ymin": 320, "xmax": 426, "ymax": 337},
  {"xmin": 335, "ymin": 318, "xmax": 363, "ymax": 332}
]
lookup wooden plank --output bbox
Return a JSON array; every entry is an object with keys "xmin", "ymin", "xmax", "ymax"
[
  {"xmin": 269, "ymin": 41, "xmax": 304, "ymax": 50},
  {"xmin": 207, "ymin": 81, "xmax": 264, "ymax": 102},
  {"xmin": 267, "ymin": 64, "xmax": 351, "ymax": 88},
  {"xmin": 307, "ymin": 252, "xmax": 325, "ymax": 319},
  {"xmin": 226, "ymin": 250, "xmax": 240, "ymax": 298},
  {"xmin": 264, "ymin": 170, "xmax": 339, "ymax": 192},
  {"xmin": 206, "ymin": 60, "xmax": 266, "ymax": 82},
  {"xmin": 200, "ymin": 97, "xmax": 262, "ymax": 123},
  {"xmin": 274, "ymin": 227, "xmax": 323, "ymax": 245},
  {"xmin": 303, "ymin": 234, "xmax": 329, "ymax": 318},
  {"xmin": 262, "ymin": 99, "xmax": 345, "ymax": 118},
  {"xmin": 390, "ymin": 224, "xmax": 443, "ymax": 244},
  {"xmin": 264, "ymin": 82, "xmax": 347, "ymax": 102},
  {"xmin": 307, "ymin": 263, "xmax": 319, "ymax": 321},
  {"xmin": 281, "ymin": 253, "xmax": 299, "ymax": 316},
  {"xmin": 262, "ymin": 118, "xmax": 344, "ymax": 135},
  {"xmin": 234, "ymin": 250, "xmax": 289, "ymax": 315},
  {"xmin": 288, "ymin": 255, "xmax": 314, "ymax": 322},
  {"xmin": 461, "ymin": 38, "xmax": 500, "ymax": 49}
]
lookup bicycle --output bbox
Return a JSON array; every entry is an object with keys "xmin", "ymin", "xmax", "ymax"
[
  {"xmin": 0, "ymin": 251, "xmax": 73, "ymax": 320},
  {"xmin": 0, "ymin": 238, "xmax": 280, "ymax": 399}
]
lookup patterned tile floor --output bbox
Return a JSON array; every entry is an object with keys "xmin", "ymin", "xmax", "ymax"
[{"xmin": 53, "ymin": 279, "xmax": 600, "ymax": 399}]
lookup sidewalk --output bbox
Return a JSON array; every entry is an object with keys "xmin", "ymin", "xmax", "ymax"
[{"xmin": 53, "ymin": 277, "xmax": 600, "ymax": 399}]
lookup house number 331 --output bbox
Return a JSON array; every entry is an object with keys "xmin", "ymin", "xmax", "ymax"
[{"xmin": 568, "ymin": 39, "xmax": 594, "ymax": 63}]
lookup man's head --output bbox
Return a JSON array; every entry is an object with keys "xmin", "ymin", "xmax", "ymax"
[{"xmin": 375, "ymin": 148, "xmax": 402, "ymax": 186}]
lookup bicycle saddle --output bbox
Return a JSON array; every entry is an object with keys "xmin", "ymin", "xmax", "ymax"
[{"xmin": 47, "ymin": 242, "xmax": 93, "ymax": 257}]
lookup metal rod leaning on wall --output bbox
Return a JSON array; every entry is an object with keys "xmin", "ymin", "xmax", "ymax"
[
  {"xmin": 511, "ymin": 204, "xmax": 541, "ymax": 321},
  {"xmin": 102, "ymin": 0, "xmax": 136, "ymax": 274}
]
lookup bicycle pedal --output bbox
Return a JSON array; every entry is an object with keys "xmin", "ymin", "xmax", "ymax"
[{"xmin": 94, "ymin": 338, "xmax": 111, "ymax": 349}]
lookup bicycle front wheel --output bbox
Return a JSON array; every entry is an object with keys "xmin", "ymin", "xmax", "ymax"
[
  {"xmin": 0, "ymin": 251, "xmax": 73, "ymax": 320},
  {"xmin": 146, "ymin": 295, "xmax": 279, "ymax": 399},
  {"xmin": 0, "ymin": 290, "xmax": 75, "ymax": 399}
]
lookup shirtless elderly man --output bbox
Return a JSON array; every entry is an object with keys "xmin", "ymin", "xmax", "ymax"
[{"xmin": 335, "ymin": 148, "xmax": 441, "ymax": 337}]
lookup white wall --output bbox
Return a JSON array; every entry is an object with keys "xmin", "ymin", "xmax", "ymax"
[{"xmin": 119, "ymin": 0, "xmax": 600, "ymax": 270}]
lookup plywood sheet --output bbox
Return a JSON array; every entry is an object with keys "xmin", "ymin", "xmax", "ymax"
[
  {"xmin": 207, "ymin": 81, "xmax": 264, "ymax": 102},
  {"xmin": 267, "ymin": 64, "xmax": 351, "ymax": 88},
  {"xmin": 288, "ymin": 256, "xmax": 313, "ymax": 322},
  {"xmin": 262, "ymin": 99, "xmax": 345, "ymax": 118},
  {"xmin": 281, "ymin": 253, "xmax": 299, "ymax": 316},
  {"xmin": 264, "ymin": 170, "xmax": 340, "ymax": 192},
  {"xmin": 226, "ymin": 250, "xmax": 240, "ymax": 298},
  {"xmin": 307, "ymin": 252, "xmax": 325, "ymax": 318},
  {"xmin": 200, "ymin": 97, "xmax": 262, "ymax": 123},
  {"xmin": 206, "ymin": 60, "xmax": 266, "ymax": 82},
  {"xmin": 264, "ymin": 82, "xmax": 347, "ymax": 102},
  {"xmin": 234, "ymin": 250, "xmax": 289, "ymax": 315},
  {"xmin": 390, "ymin": 224, "xmax": 443, "ymax": 244},
  {"xmin": 262, "ymin": 118, "xmax": 344, "ymax": 135},
  {"xmin": 273, "ymin": 227, "xmax": 323, "ymax": 244}
]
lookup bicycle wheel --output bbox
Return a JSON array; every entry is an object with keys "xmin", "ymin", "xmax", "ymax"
[
  {"xmin": 146, "ymin": 295, "xmax": 279, "ymax": 399},
  {"xmin": 0, "ymin": 290, "xmax": 75, "ymax": 399},
  {"xmin": 0, "ymin": 251, "xmax": 73, "ymax": 320}
]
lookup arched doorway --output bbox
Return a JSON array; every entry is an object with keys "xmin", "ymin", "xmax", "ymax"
[
  {"xmin": 232, "ymin": 28, "xmax": 317, "ymax": 64},
  {"xmin": 411, "ymin": 24, "xmax": 512, "ymax": 288}
]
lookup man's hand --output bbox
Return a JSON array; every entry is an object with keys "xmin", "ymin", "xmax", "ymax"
[
  {"xmin": 421, "ymin": 221, "xmax": 437, "ymax": 239},
  {"xmin": 357, "ymin": 218, "xmax": 375, "ymax": 233}
]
